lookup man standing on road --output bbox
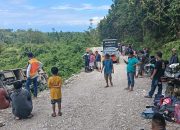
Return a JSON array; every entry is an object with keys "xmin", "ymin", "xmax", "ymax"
[
  {"xmin": 83, "ymin": 49, "xmax": 90, "ymax": 72},
  {"xmin": 124, "ymin": 51, "xmax": 140, "ymax": 91},
  {"xmin": 95, "ymin": 51, "xmax": 101, "ymax": 72},
  {"xmin": 145, "ymin": 51, "xmax": 165, "ymax": 98},
  {"xmin": 169, "ymin": 48, "xmax": 179, "ymax": 65},
  {"xmin": 26, "ymin": 52, "xmax": 42, "ymax": 98}
]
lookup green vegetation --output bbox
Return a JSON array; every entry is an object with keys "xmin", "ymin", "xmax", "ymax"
[
  {"xmin": 162, "ymin": 40, "xmax": 180, "ymax": 59},
  {"xmin": 0, "ymin": 0, "xmax": 179, "ymax": 79},
  {"xmin": 98, "ymin": 0, "xmax": 180, "ymax": 49},
  {"xmin": 0, "ymin": 29, "xmax": 99, "ymax": 79}
]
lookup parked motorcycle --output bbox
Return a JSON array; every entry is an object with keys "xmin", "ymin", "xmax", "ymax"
[
  {"xmin": 144, "ymin": 56, "xmax": 156, "ymax": 77},
  {"xmin": 163, "ymin": 63, "xmax": 180, "ymax": 97}
]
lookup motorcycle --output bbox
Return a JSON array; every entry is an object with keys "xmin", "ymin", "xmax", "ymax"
[
  {"xmin": 144, "ymin": 56, "xmax": 156, "ymax": 77},
  {"xmin": 163, "ymin": 63, "xmax": 180, "ymax": 97}
]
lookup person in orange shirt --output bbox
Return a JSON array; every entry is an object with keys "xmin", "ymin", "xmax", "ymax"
[
  {"xmin": 26, "ymin": 52, "xmax": 42, "ymax": 97},
  {"xmin": 48, "ymin": 67, "xmax": 62, "ymax": 117}
]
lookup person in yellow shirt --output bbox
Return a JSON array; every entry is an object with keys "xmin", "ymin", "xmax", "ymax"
[{"xmin": 48, "ymin": 67, "xmax": 62, "ymax": 117}]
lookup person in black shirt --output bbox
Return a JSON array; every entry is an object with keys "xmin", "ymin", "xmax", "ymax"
[{"xmin": 145, "ymin": 52, "xmax": 164, "ymax": 98}]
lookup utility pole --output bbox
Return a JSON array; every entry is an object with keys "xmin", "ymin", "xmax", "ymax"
[{"xmin": 89, "ymin": 19, "xmax": 93, "ymax": 30}]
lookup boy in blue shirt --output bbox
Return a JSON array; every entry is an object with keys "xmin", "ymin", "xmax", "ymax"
[
  {"xmin": 124, "ymin": 51, "xmax": 139, "ymax": 91},
  {"xmin": 101, "ymin": 54, "xmax": 114, "ymax": 88}
]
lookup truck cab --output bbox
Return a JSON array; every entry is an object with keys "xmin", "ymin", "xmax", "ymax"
[{"xmin": 102, "ymin": 39, "xmax": 120, "ymax": 63}]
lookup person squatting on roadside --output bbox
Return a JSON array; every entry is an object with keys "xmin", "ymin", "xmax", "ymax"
[
  {"xmin": 145, "ymin": 51, "xmax": 165, "ymax": 98},
  {"xmin": 124, "ymin": 51, "xmax": 140, "ymax": 91},
  {"xmin": 0, "ymin": 87, "xmax": 10, "ymax": 110},
  {"xmin": 26, "ymin": 52, "xmax": 43, "ymax": 97},
  {"xmin": 101, "ymin": 54, "xmax": 114, "ymax": 88},
  {"xmin": 48, "ymin": 67, "xmax": 62, "ymax": 117},
  {"xmin": 11, "ymin": 81, "xmax": 33, "ymax": 120}
]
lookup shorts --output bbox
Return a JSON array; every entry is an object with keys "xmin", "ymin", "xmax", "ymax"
[
  {"xmin": 89, "ymin": 62, "xmax": 94, "ymax": 67},
  {"xmin": 140, "ymin": 64, "xmax": 145, "ymax": 71},
  {"xmin": 104, "ymin": 74, "xmax": 112, "ymax": 80},
  {"xmin": 96, "ymin": 62, "xmax": 101, "ymax": 68},
  {"xmin": 51, "ymin": 98, "xmax": 61, "ymax": 105}
]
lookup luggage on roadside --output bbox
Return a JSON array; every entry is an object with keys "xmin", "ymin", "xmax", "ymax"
[
  {"xmin": 175, "ymin": 104, "xmax": 180, "ymax": 124},
  {"xmin": 141, "ymin": 106, "xmax": 158, "ymax": 119},
  {"xmin": 153, "ymin": 94, "xmax": 164, "ymax": 106}
]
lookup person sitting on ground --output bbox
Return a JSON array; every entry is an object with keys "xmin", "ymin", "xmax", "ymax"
[
  {"xmin": 101, "ymin": 54, "xmax": 114, "ymax": 88},
  {"xmin": 0, "ymin": 87, "xmax": 10, "ymax": 109},
  {"xmin": 48, "ymin": 67, "xmax": 62, "ymax": 117},
  {"xmin": 124, "ymin": 51, "xmax": 140, "ymax": 91},
  {"xmin": 145, "ymin": 51, "xmax": 165, "ymax": 98},
  {"xmin": 95, "ymin": 51, "xmax": 101, "ymax": 71},
  {"xmin": 11, "ymin": 81, "xmax": 33, "ymax": 120},
  {"xmin": 26, "ymin": 52, "xmax": 42, "ymax": 98},
  {"xmin": 169, "ymin": 48, "xmax": 179, "ymax": 65},
  {"xmin": 152, "ymin": 113, "xmax": 166, "ymax": 130}
]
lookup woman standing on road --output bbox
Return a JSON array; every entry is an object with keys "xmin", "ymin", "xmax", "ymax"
[{"xmin": 89, "ymin": 52, "xmax": 95, "ymax": 71}]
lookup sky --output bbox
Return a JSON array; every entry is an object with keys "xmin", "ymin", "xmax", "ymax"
[{"xmin": 0, "ymin": 0, "xmax": 112, "ymax": 32}]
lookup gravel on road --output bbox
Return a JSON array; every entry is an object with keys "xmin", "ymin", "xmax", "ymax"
[{"xmin": 0, "ymin": 60, "xmax": 180, "ymax": 130}]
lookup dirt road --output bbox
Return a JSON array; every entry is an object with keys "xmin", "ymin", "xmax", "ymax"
[{"xmin": 0, "ymin": 58, "xmax": 179, "ymax": 130}]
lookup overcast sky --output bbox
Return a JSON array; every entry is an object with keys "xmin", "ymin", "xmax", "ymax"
[{"xmin": 0, "ymin": 0, "xmax": 112, "ymax": 32}]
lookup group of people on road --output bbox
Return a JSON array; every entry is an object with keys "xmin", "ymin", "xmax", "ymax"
[
  {"xmin": 83, "ymin": 49, "xmax": 101, "ymax": 72},
  {"xmin": 0, "ymin": 52, "xmax": 63, "ymax": 121},
  {"xmin": 0, "ymin": 44, "xmax": 179, "ymax": 129},
  {"xmin": 0, "ymin": 53, "xmax": 42, "ymax": 120},
  {"xmin": 101, "ymin": 46, "xmax": 179, "ymax": 129},
  {"xmin": 125, "ymin": 47, "xmax": 179, "ymax": 97}
]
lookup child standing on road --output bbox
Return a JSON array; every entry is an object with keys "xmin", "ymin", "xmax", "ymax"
[
  {"xmin": 101, "ymin": 54, "xmax": 114, "ymax": 88},
  {"xmin": 48, "ymin": 67, "xmax": 62, "ymax": 117}
]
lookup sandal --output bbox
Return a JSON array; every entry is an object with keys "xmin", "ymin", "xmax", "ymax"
[
  {"xmin": 51, "ymin": 113, "xmax": 56, "ymax": 117},
  {"xmin": 28, "ymin": 114, "xmax": 34, "ymax": 119},
  {"xmin": 129, "ymin": 88, "xmax": 133, "ymax": 92},
  {"xmin": 14, "ymin": 117, "xmax": 21, "ymax": 120},
  {"xmin": 58, "ymin": 112, "xmax": 62, "ymax": 116},
  {"xmin": 105, "ymin": 85, "xmax": 109, "ymax": 88},
  {"xmin": 0, "ymin": 123, "xmax": 5, "ymax": 127}
]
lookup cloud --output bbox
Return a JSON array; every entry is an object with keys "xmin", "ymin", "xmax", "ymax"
[
  {"xmin": 0, "ymin": 9, "xmax": 9, "ymax": 12},
  {"xmin": 0, "ymin": 1, "xmax": 111, "ymax": 31},
  {"xmin": 90, "ymin": 16, "xmax": 104, "ymax": 24},
  {"xmin": 6, "ymin": 0, "xmax": 26, "ymax": 5},
  {"xmin": 51, "ymin": 4, "xmax": 110, "ymax": 11}
]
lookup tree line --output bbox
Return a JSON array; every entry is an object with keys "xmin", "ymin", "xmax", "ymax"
[{"xmin": 98, "ymin": 0, "xmax": 180, "ymax": 48}]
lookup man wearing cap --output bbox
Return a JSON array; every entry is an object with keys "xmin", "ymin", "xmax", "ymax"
[
  {"xmin": 26, "ymin": 52, "xmax": 42, "ymax": 97},
  {"xmin": 169, "ymin": 48, "xmax": 179, "ymax": 65}
]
